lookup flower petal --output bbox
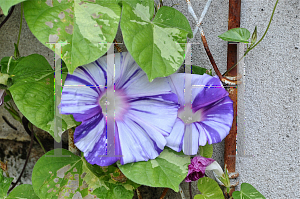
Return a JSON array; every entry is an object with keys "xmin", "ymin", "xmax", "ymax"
[
  {"xmin": 182, "ymin": 123, "xmax": 200, "ymax": 155},
  {"xmin": 197, "ymin": 96, "xmax": 234, "ymax": 144},
  {"xmin": 167, "ymin": 73, "xmax": 186, "ymax": 106},
  {"xmin": 75, "ymin": 114, "xmax": 121, "ymax": 166},
  {"xmin": 127, "ymin": 94, "xmax": 178, "ymax": 137},
  {"xmin": 167, "ymin": 73, "xmax": 228, "ymax": 110},
  {"xmin": 61, "ymin": 62, "xmax": 108, "ymax": 121},
  {"xmin": 205, "ymin": 161, "xmax": 224, "ymax": 177},
  {"xmin": 61, "ymin": 86, "xmax": 101, "ymax": 121},
  {"xmin": 192, "ymin": 75, "xmax": 229, "ymax": 111},
  {"xmin": 165, "ymin": 118, "xmax": 185, "ymax": 152},
  {"xmin": 185, "ymin": 156, "xmax": 215, "ymax": 182},
  {"xmin": 117, "ymin": 115, "xmax": 164, "ymax": 165}
]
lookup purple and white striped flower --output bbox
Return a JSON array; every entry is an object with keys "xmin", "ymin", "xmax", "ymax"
[
  {"xmin": 166, "ymin": 73, "xmax": 233, "ymax": 155},
  {"xmin": 60, "ymin": 52, "xmax": 178, "ymax": 166}
]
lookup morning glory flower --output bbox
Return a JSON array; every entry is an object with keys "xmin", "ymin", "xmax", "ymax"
[
  {"xmin": 166, "ymin": 73, "xmax": 233, "ymax": 155},
  {"xmin": 185, "ymin": 156, "xmax": 215, "ymax": 182},
  {"xmin": 60, "ymin": 52, "xmax": 178, "ymax": 166},
  {"xmin": 185, "ymin": 156, "xmax": 224, "ymax": 182}
]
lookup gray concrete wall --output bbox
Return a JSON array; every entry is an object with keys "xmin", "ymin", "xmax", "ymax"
[{"xmin": 0, "ymin": 0, "xmax": 299, "ymax": 198}]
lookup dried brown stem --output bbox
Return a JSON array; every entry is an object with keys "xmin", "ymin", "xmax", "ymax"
[
  {"xmin": 113, "ymin": 39, "xmax": 122, "ymax": 53},
  {"xmin": 136, "ymin": 187, "xmax": 142, "ymax": 199},
  {"xmin": 159, "ymin": 188, "xmax": 169, "ymax": 199},
  {"xmin": 200, "ymin": 29, "xmax": 240, "ymax": 85}
]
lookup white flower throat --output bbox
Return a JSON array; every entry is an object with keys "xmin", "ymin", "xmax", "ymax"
[
  {"xmin": 99, "ymin": 87, "xmax": 129, "ymax": 120},
  {"xmin": 177, "ymin": 106, "xmax": 202, "ymax": 124}
]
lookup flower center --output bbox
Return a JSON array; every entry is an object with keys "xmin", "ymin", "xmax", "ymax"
[
  {"xmin": 177, "ymin": 106, "xmax": 202, "ymax": 124},
  {"xmin": 99, "ymin": 87, "xmax": 129, "ymax": 121}
]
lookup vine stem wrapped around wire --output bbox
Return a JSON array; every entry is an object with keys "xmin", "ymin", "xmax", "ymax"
[{"xmin": 186, "ymin": 0, "xmax": 240, "ymax": 85}]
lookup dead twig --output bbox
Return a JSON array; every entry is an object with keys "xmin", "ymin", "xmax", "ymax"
[
  {"xmin": 159, "ymin": 188, "xmax": 169, "ymax": 199},
  {"xmin": 136, "ymin": 187, "xmax": 142, "ymax": 199},
  {"xmin": 200, "ymin": 28, "xmax": 240, "ymax": 85},
  {"xmin": 113, "ymin": 39, "xmax": 122, "ymax": 53}
]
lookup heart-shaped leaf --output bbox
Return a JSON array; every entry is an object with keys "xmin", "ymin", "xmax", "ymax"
[
  {"xmin": 32, "ymin": 149, "xmax": 139, "ymax": 199},
  {"xmin": 23, "ymin": 0, "xmax": 121, "ymax": 73},
  {"xmin": 121, "ymin": 1, "xmax": 193, "ymax": 81},
  {"xmin": 195, "ymin": 177, "xmax": 224, "ymax": 199},
  {"xmin": 0, "ymin": 0, "xmax": 27, "ymax": 16},
  {"xmin": 7, "ymin": 184, "xmax": 39, "ymax": 199},
  {"xmin": 9, "ymin": 54, "xmax": 78, "ymax": 142},
  {"xmin": 118, "ymin": 147, "xmax": 190, "ymax": 192},
  {"xmin": 218, "ymin": 28, "xmax": 250, "ymax": 43},
  {"xmin": 232, "ymin": 183, "xmax": 266, "ymax": 199},
  {"xmin": 199, "ymin": 142, "xmax": 213, "ymax": 158}
]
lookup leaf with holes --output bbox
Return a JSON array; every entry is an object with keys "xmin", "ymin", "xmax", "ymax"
[
  {"xmin": 218, "ymin": 28, "xmax": 251, "ymax": 43},
  {"xmin": 0, "ymin": 170, "xmax": 13, "ymax": 198},
  {"xmin": 121, "ymin": 0, "xmax": 193, "ymax": 81},
  {"xmin": 232, "ymin": 183, "xmax": 266, "ymax": 199},
  {"xmin": 7, "ymin": 184, "xmax": 39, "ymax": 199},
  {"xmin": 0, "ymin": 0, "xmax": 27, "ymax": 16},
  {"xmin": 194, "ymin": 177, "xmax": 224, "ymax": 199},
  {"xmin": 8, "ymin": 54, "xmax": 77, "ymax": 142},
  {"xmin": 118, "ymin": 147, "xmax": 190, "ymax": 192},
  {"xmin": 23, "ymin": 0, "xmax": 121, "ymax": 73},
  {"xmin": 32, "ymin": 149, "xmax": 139, "ymax": 199}
]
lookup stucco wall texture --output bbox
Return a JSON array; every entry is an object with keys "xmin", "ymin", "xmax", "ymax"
[{"xmin": 0, "ymin": 0, "xmax": 299, "ymax": 198}]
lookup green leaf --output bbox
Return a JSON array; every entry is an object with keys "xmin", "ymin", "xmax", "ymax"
[
  {"xmin": 0, "ymin": 73, "xmax": 9, "ymax": 85},
  {"xmin": 118, "ymin": 147, "xmax": 190, "ymax": 192},
  {"xmin": 192, "ymin": 65, "xmax": 209, "ymax": 75},
  {"xmin": 0, "ymin": 170, "xmax": 14, "ymax": 198},
  {"xmin": 121, "ymin": 2, "xmax": 193, "ymax": 81},
  {"xmin": 194, "ymin": 194, "xmax": 205, "ymax": 199},
  {"xmin": 0, "ymin": 0, "xmax": 27, "ymax": 16},
  {"xmin": 8, "ymin": 54, "xmax": 77, "ymax": 142},
  {"xmin": 232, "ymin": 183, "xmax": 265, "ymax": 199},
  {"xmin": 196, "ymin": 177, "xmax": 224, "ymax": 199},
  {"xmin": 0, "ymin": 57, "xmax": 22, "ymax": 74},
  {"xmin": 218, "ymin": 28, "xmax": 251, "ymax": 43},
  {"xmin": 199, "ymin": 143, "xmax": 213, "ymax": 158},
  {"xmin": 23, "ymin": 0, "xmax": 121, "ymax": 73},
  {"xmin": 4, "ymin": 95, "xmax": 11, "ymax": 103},
  {"xmin": 32, "ymin": 149, "xmax": 138, "ymax": 199},
  {"xmin": 7, "ymin": 184, "xmax": 39, "ymax": 199}
]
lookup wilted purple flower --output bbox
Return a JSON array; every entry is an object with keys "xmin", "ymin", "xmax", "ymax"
[
  {"xmin": 60, "ymin": 52, "xmax": 178, "ymax": 166},
  {"xmin": 0, "ymin": 90, "xmax": 5, "ymax": 106},
  {"xmin": 166, "ymin": 73, "xmax": 233, "ymax": 155},
  {"xmin": 185, "ymin": 156, "xmax": 215, "ymax": 182}
]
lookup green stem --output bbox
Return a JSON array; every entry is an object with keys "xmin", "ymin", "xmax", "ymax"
[
  {"xmin": 223, "ymin": 0, "xmax": 279, "ymax": 76},
  {"xmin": 34, "ymin": 133, "xmax": 46, "ymax": 154},
  {"xmin": 7, "ymin": 56, "xmax": 13, "ymax": 74},
  {"xmin": 16, "ymin": 3, "xmax": 23, "ymax": 48},
  {"xmin": 28, "ymin": 123, "xmax": 46, "ymax": 154},
  {"xmin": 245, "ymin": 0, "xmax": 279, "ymax": 55},
  {"xmin": 5, "ymin": 171, "xmax": 10, "ymax": 177}
]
